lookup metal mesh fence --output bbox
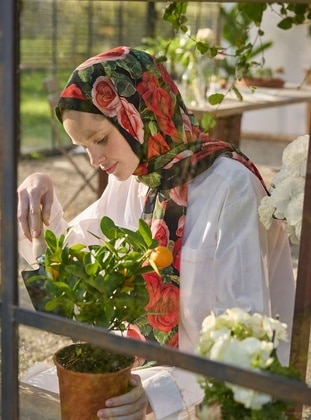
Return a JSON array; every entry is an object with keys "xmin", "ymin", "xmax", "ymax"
[
  {"xmin": 19, "ymin": 1, "xmax": 219, "ymax": 152},
  {"xmin": 20, "ymin": 1, "xmax": 219, "ymax": 71}
]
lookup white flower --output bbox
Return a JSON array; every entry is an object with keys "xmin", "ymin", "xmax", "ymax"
[
  {"xmin": 196, "ymin": 27, "xmax": 215, "ymax": 42},
  {"xmin": 225, "ymin": 307, "xmax": 252, "ymax": 325},
  {"xmin": 258, "ymin": 196, "xmax": 275, "ymax": 230},
  {"xmin": 229, "ymin": 385, "xmax": 272, "ymax": 410},
  {"xmin": 197, "ymin": 308, "xmax": 290, "ymax": 412},
  {"xmin": 261, "ymin": 315, "xmax": 288, "ymax": 346},
  {"xmin": 210, "ymin": 336, "xmax": 273, "ymax": 370},
  {"xmin": 284, "ymin": 191, "xmax": 304, "ymax": 244},
  {"xmin": 270, "ymin": 177, "xmax": 304, "ymax": 219},
  {"xmin": 282, "ymin": 134, "xmax": 309, "ymax": 177},
  {"xmin": 258, "ymin": 134, "xmax": 309, "ymax": 244}
]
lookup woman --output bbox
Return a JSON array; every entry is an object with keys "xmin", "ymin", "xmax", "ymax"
[{"xmin": 18, "ymin": 46, "xmax": 295, "ymax": 419}]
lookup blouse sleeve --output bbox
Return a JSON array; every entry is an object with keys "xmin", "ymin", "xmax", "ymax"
[
  {"xmin": 136, "ymin": 366, "xmax": 203, "ymax": 419},
  {"xmin": 18, "ymin": 175, "xmax": 146, "ymax": 265}
]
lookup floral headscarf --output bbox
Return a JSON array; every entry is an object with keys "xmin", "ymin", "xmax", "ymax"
[{"xmin": 56, "ymin": 46, "xmax": 265, "ymax": 348}]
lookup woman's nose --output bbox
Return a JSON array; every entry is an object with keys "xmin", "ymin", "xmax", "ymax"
[{"xmin": 87, "ymin": 148, "xmax": 104, "ymax": 167}]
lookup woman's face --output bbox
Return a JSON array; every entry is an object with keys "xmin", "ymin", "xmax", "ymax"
[{"xmin": 62, "ymin": 110, "xmax": 140, "ymax": 181}]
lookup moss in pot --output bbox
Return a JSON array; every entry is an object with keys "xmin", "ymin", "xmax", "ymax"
[
  {"xmin": 26, "ymin": 216, "xmax": 171, "ymax": 419},
  {"xmin": 54, "ymin": 343, "xmax": 134, "ymax": 374}
]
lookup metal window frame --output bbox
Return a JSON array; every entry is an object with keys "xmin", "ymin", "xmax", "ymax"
[{"xmin": 1, "ymin": 1, "xmax": 311, "ymax": 419}]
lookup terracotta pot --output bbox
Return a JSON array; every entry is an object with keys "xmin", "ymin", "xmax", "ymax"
[
  {"xmin": 54, "ymin": 344, "xmax": 134, "ymax": 420},
  {"xmin": 239, "ymin": 77, "xmax": 285, "ymax": 89}
]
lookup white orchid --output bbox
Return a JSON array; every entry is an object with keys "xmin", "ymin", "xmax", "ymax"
[
  {"xmin": 258, "ymin": 134, "xmax": 309, "ymax": 244},
  {"xmin": 197, "ymin": 308, "xmax": 293, "ymax": 415},
  {"xmin": 230, "ymin": 385, "xmax": 272, "ymax": 410},
  {"xmin": 282, "ymin": 135, "xmax": 308, "ymax": 178}
]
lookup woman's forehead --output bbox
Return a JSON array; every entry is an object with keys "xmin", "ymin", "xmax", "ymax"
[
  {"xmin": 62, "ymin": 109, "xmax": 105, "ymax": 124},
  {"xmin": 62, "ymin": 110, "xmax": 109, "ymax": 140}
]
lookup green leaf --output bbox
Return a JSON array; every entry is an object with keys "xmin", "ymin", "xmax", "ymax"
[
  {"xmin": 277, "ymin": 17, "xmax": 294, "ymax": 30},
  {"xmin": 100, "ymin": 216, "xmax": 116, "ymax": 239},
  {"xmin": 85, "ymin": 261, "xmax": 99, "ymax": 276},
  {"xmin": 162, "ymin": 2, "xmax": 189, "ymax": 32},
  {"xmin": 232, "ymin": 84, "xmax": 244, "ymax": 102},
  {"xmin": 196, "ymin": 41, "xmax": 209, "ymax": 55},
  {"xmin": 116, "ymin": 228, "xmax": 143, "ymax": 250},
  {"xmin": 83, "ymin": 277, "xmax": 106, "ymax": 294},
  {"xmin": 100, "ymin": 239, "xmax": 118, "ymax": 257},
  {"xmin": 65, "ymin": 264, "xmax": 87, "ymax": 279},
  {"xmin": 25, "ymin": 273, "xmax": 45, "ymax": 284},
  {"xmin": 44, "ymin": 229, "xmax": 58, "ymax": 250},
  {"xmin": 45, "ymin": 279, "xmax": 69, "ymax": 295},
  {"xmin": 70, "ymin": 243, "xmax": 87, "ymax": 252},
  {"xmin": 94, "ymin": 306, "xmax": 116, "ymax": 329},
  {"xmin": 239, "ymin": 3, "xmax": 267, "ymax": 26},
  {"xmin": 208, "ymin": 93, "xmax": 224, "ymax": 106},
  {"xmin": 200, "ymin": 113, "xmax": 216, "ymax": 132},
  {"xmin": 45, "ymin": 297, "xmax": 74, "ymax": 318},
  {"xmin": 293, "ymin": 14, "xmax": 305, "ymax": 25},
  {"xmin": 293, "ymin": 4, "xmax": 308, "ymax": 15},
  {"xmin": 83, "ymin": 252, "xmax": 99, "ymax": 276},
  {"xmin": 138, "ymin": 219, "xmax": 153, "ymax": 247}
]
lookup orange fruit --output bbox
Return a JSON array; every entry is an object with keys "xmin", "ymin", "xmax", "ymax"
[
  {"xmin": 50, "ymin": 266, "xmax": 59, "ymax": 280},
  {"xmin": 149, "ymin": 246, "xmax": 173, "ymax": 269}
]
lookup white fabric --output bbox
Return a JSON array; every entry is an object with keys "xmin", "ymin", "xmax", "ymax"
[
  {"xmin": 21, "ymin": 363, "xmax": 59, "ymax": 394},
  {"xmin": 20, "ymin": 364, "xmax": 198, "ymax": 419},
  {"xmin": 19, "ymin": 157, "xmax": 296, "ymax": 419}
]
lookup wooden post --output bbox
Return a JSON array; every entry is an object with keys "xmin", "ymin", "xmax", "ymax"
[
  {"xmin": 306, "ymin": 69, "xmax": 311, "ymax": 135},
  {"xmin": 290, "ymin": 126, "xmax": 311, "ymax": 400}
]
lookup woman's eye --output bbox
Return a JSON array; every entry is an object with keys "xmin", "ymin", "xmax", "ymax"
[{"xmin": 97, "ymin": 137, "xmax": 108, "ymax": 145}]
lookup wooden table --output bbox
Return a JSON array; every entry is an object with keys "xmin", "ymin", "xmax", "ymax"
[
  {"xmin": 189, "ymin": 84, "xmax": 311, "ymax": 145},
  {"xmin": 6, "ymin": 382, "xmax": 61, "ymax": 419}
]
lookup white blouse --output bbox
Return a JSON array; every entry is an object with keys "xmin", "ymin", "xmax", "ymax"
[{"xmin": 19, "ymin": 157, "xmax": 296, "ymax": 419}]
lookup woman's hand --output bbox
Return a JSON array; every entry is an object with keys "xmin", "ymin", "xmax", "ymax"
[
  {"xmin": 17, "ymin": 173, "xmax": 54, "ymax": 241},
  {"xmin": 97, "ymin": 374, "xmax": 149, "ymax": 419}
]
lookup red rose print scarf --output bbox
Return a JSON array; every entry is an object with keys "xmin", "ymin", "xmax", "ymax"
[{"xmin": 56, "ymin": 46, "xmax": 266, "ymax": 348}]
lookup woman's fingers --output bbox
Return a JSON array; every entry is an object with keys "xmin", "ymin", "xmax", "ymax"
[
  {"xmin": 97, "ymin": 375, "xmax": 148, "ymax": 419},
  {"xmin": 17, "ymin": 173, "xmax": 54, "ymax": 240},
  {"xmin": 17, "ymin": 189, "xmax": 32, "ymax": 240}
]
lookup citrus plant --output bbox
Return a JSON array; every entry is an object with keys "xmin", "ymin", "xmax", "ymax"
[
  {"xmin": 149, "ymin": 245, "xmax": 174, "ymax": 269},
  {"xmin": 27, "ymin": 216, "xmax": 166, "ymax": 332}
]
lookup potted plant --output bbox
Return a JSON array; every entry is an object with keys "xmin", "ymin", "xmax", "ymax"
[
  {"xmin": 197, "ymin": 308, "xmax": 301, "ymax": 419},
  {"xmin": 25, "ymin": 216, "xmax": 173, "ymax": 419},
  {"xmin": 237, "ymin": 66, "xmax": 285, "ymax": 89}
]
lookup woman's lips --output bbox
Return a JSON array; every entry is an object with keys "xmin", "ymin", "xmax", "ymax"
[{"xmin": 102, "ymin": 163, "xmax": 117, "ymax": 174}]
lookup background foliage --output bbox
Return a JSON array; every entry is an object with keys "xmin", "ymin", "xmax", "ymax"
[{"xmin": 162, "ymin": 3, "xmax": 311, "ymax": 101}]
